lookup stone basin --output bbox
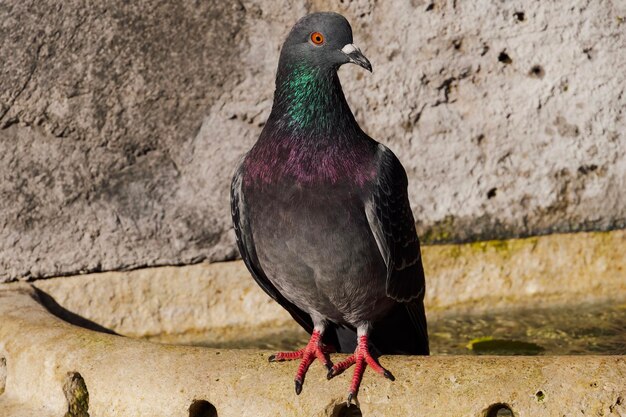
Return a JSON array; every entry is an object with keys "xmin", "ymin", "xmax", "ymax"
[{"xmin": 0, "ymin": 230, "xmax": 625, "ymax": 416}]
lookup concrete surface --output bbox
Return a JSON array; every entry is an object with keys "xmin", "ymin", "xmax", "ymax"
[
  {"xmin": 27, "ymin": 230, "xmax": 626, "ymax": 340},
  {"xmin": 1, "ymin": 0, "xmax": 625, "ymax": 282},
  {"xmin": 1, "ymin": 285, "xmax": 625, "ymax": 417},
  {"xmin": 0, "ymin": 230, "xmax": 624, "ymax": 415}
]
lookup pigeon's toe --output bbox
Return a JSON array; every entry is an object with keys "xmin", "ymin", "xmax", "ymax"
[
  {"xmin": 329, "ymin": 354, "xmax": 356, "ymax": 379},
  {"xmin": 268, "ymin": 349, "xmax": 304, "ymax": 362},
  {"xmin": 268, "ymin": 330, "xmax": 334, "ymax": 395},
  {"xmin": 335, "ymin": 335, "xmax": 395, "ymax": 400}
]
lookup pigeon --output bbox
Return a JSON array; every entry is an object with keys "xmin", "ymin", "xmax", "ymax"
[{"xmin": 230, "ymin": 12, "xmax": 429, "ymax": 404}]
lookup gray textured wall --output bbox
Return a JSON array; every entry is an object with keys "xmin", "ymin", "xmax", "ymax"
[{"xmin": 1, "ymin": 0, "xmax": 624, "ymax": 282}]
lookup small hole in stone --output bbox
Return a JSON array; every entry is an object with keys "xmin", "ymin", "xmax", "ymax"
[
  {"xmin": 514, "ymin": 11, "xmax": 525, "ymax": 22},
  {"xmin": 487, "ymin": 188, "xmax": 497, "ymax": 199},
  {"xmin": 331, "ymin": 403, "xmax": 363, "ymax": 417},
  {"xmin": 498, "ymin": 51, "xmax": 512, "ymax": 64},
  {"xmin": 578, "ymin": 164, "xmax": 598, "ymax": 175},
  {"xmin": 189, "ymin": 400, "xmax": 218, "ymax": 417},
  {"xmin": 536, "ymin": 390, "xmax": 545, "ymax": 401},
  {"xmin": 0, "ymin": 357, "xmax": 6, "ymax": 396},
  {"xmin": 63, "ymin": 372, "xmax": 89, "ymax": 417},
  {"xmin": 528, "ymin": 65, "xmax": 545, "ymax": 78},
  {"xmin": 425, "ymin": 3, "xmax": 434, "ymax": 11},
  {"xmin": 484, "ymin": 403, "xmax": 514, "ymax": 417}
]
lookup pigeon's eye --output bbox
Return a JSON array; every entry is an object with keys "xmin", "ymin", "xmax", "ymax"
[{"xmin": 310, "ymin": 32, "xmax": 325, "ymax": 45}]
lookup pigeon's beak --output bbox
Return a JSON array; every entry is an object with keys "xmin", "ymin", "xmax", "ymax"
[{"xmin": 341, "ymin": 44, "xmax": 372, "ymax": 72}]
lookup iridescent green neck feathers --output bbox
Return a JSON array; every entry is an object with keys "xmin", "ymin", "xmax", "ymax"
[{"xmin": 271, "ymin": 64, "xmax": 356, "ymax": 135}]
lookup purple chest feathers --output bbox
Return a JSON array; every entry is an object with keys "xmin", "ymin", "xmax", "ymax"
[{"xmin": 244, "ymin": 136, "xmax": 377, "ymax": 187}]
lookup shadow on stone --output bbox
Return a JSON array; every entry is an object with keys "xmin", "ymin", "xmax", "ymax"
[
  {"xmin": 33, "ymin": 287, "xmax": 118, "ymax": 335},
  {"xmin": 189, "ymin": 399, "xmax": 218, "ymax": 417},
  {"xmin": 64, "ymin": 372, "xmax": 89, "ymax": 417}
]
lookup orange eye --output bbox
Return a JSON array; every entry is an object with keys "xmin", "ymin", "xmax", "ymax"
[{"xmin": 310, "ymin": 32, "xmax": 325, "ymax": 45}]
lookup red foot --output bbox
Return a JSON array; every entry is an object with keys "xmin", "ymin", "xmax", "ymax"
[
  {"xmin": 268, "ymin": 330, "xmax": 333, "ymax": 395},
  {"xmin": 328, "ymin": 335, "xmax": 395, "ymax": 404}
]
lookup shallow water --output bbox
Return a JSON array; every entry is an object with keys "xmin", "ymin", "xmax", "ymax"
[
  {"xmin": 157, "ymin": 302, "xmax": 626, "ymax": 355},
  {"xmin": 430, "ymin": 302, "xmax": 626, "ymax": 355}
]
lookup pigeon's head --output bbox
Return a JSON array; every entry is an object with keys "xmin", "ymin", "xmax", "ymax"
[{"xmin": 279, "ymin": 12, "xmax": 372, "ymax": 73}]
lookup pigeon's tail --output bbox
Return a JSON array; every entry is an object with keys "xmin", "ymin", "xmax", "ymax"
[
  {"xmin": 372, "ymin": 300, "xmax": 430, "ymax": 355},
  {"xmin": 322, "ymin": 299, "xmax": 430, "ymax": 355}
]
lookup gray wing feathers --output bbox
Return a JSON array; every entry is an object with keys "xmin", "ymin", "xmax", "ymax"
[{"xmin": 366, "ymin": 145, "xmax": 425, "ymax": 302}]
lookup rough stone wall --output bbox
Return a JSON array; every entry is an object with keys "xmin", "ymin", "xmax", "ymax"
[{"xmin": 1, "ymin": 0, "xmax": 624, "ymax": 281}]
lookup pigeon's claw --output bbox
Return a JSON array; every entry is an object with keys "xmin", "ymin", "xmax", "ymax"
[
  {"xmin": 330, "ymin": 335, "xmax": 394, "ymax": 401},
  {"xmin": 268, "ymin": 330, "xmax": 333, "ymax": 395},
  {"xmin": 383, "ymin": 369, "xmax": 396, "ymax": 381},
  {"xmin": 327, "ymin": 354, "xmax": 356, "ymax": 379}
]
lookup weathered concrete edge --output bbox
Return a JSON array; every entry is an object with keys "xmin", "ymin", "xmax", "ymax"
[
  {"xmin": 0, "ymin": 285, "xmax": 624, "ymax": 417},
  {"xmin": 19, "ymin": 229, "xmax": 626, "ymax": 340}
]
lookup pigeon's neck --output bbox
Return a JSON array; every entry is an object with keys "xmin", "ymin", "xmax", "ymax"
[
  {"xmin": 269, "ymin": 63, "xmax": 359, "ymax": 137},
  {"xmin": 245, "ymin": 63, "xmax": 376, "ymax": 186}
]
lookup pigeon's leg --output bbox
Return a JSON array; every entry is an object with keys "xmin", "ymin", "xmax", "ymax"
[
  {"xmin": 268, "ymin": 320, "xmax": 333, "ymax": 395},
  {"xmin": 328, "ymin": 324, "xmax": 395, "ymax": 405}
]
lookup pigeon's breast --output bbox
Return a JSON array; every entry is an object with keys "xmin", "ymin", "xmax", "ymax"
[
  {"xmin": 245, "ymin": 178, "xmax": 393, "ymax": 325},
  {"xmin": 243, "ymin": 135, "xmax": 378, "ymax": 187}
]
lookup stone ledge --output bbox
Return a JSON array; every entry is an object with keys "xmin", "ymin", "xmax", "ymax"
[
  {"xmin": 20, "ymin": 230, "xmax": 626, "ymax": 341},
  {"xmin": 1, "ymin": 285, "xmax": 625, "ymax": 417},
  {"xmin": 1, "ymin": 230, "xmax": 625, "ymax": 415}
]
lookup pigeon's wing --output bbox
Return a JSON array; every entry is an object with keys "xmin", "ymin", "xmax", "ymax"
[
  {"xmin": 365, "ymin": 144, "xmax": 429, "ymax": 354},
  {"xmin": 365, "ymin": 144, "xmax": 426, "ymax": 303},
  {"xmin": 230, "ymin": 160, "xmax": 315, "ymax": 334}
]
